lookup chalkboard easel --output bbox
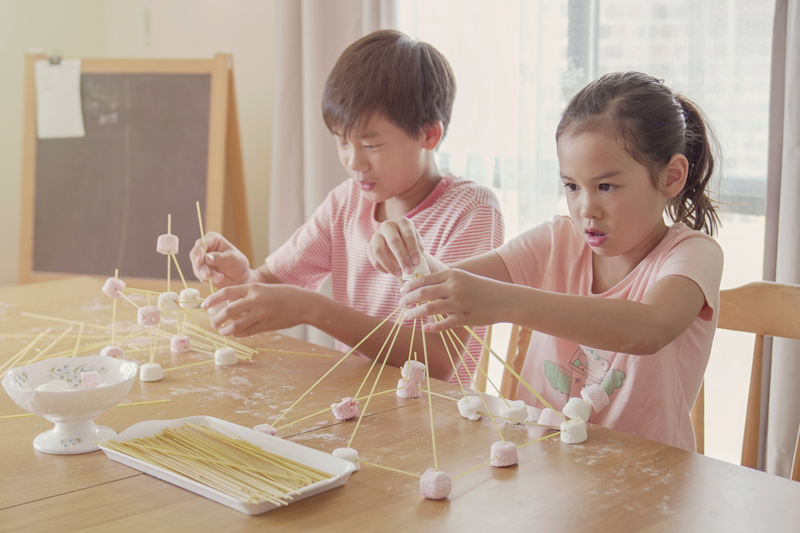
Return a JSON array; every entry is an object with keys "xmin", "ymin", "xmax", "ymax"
[{"xmin": 19, "ymin": 53, "xmax": 252, "ymax": 288}]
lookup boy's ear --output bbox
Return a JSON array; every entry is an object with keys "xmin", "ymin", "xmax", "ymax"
[
  {"xmin": 421, "ymin": 121, "xmax": 444, "ymax": 150},
  {"xmin": 663, "ymin": 153, "xmax": 689, "ymax": 198}
]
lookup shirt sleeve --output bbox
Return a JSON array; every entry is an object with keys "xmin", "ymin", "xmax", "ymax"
[
  {"xmin": 657, "ymin": 232, "xmax": 724, "ymax": 321},
  {"xmin": 264, "ymin": 194, "xmax": 334, "ymax": 291},
  {"xmin": 496, "ymin": 216, "xmax": 563, "ymax": 289}
]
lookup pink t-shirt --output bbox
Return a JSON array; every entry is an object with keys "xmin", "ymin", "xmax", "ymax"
[
  {"xmin": 266, "ymin": 174, "xmax": 504, "ymax": 384},
  {"xmin": 496, "ymin": 216, "xmax": 723, "ymax": 451}
]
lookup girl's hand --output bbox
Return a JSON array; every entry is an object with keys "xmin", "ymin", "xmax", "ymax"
[
  {"xmin": 203, "ymin": 283, "xmax": 313, "ymax": 337},
  {"xmin": 368, "ymin": 218, "xmax": 427, "ymax": 278},
  {"xmin": 189, "ymin": 232, "xmax": 251, "ymax": 287},
  {"xmin": 400, "ymin": 269, "xmax": 508, "ymax": 332}
]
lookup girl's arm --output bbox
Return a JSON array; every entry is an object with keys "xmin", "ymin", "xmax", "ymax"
[{"xmin": 401, "ymin": 270, "xmax": 706, "ymax": 355}]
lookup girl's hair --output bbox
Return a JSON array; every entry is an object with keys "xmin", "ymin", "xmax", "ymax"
[{"xmin": 556, "ymin": 72, "xmax": 720, "ymax": 235}]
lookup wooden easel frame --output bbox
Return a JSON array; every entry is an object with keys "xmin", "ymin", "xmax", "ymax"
[{"xmin": 19, "ymin": 53, "xmax": 252, "ymax": 286}]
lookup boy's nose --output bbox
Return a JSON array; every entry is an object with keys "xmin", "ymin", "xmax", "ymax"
[{"xmin": 347, "ymin": 150, "xmax": 369, "ymax": 172}]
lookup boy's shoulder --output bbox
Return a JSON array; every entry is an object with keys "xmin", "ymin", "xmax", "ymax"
[{"xmin": 436, "ymin": 175, "xmax": 501, "ymax": 211}]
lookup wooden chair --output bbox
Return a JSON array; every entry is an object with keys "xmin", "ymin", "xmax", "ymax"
[
  {"xmin": 692, "ymin": 281, "xmax": 800, "ymax": 480},
  {"xmin": 474, "ymin": 324, "xmax": 532, "ymax": 401}
]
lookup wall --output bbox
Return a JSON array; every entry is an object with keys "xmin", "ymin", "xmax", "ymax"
[{"xmin": 0, "ymin": 0, "xmax": 107, "ymax": 285}]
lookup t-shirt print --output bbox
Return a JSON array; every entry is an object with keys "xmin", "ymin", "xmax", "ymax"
[{"xmin": 543, "ymin": 345, "xmax": 627, "ymax": 399}]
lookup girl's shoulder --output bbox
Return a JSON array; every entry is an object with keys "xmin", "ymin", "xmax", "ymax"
[{"xmin": 658, "ymin": 223, "xmax": 724, "ymax": 258}]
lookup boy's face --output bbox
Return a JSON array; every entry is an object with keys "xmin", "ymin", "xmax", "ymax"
[{"xmin": 332, "ymin": 114, "xmax": 436, "ymax": 205}]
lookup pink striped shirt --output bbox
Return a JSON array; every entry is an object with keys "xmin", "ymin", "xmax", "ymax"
[{"xmin": 266, "ymin": 174, "xmax": 504, "ymax": 384}]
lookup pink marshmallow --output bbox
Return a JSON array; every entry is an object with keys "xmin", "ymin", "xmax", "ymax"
[
  {"xmin": 81, "ymin": 371, "xmax": 101, "ymax": 389},
  {"xmin": 253, "ymin": 424, "xmax": 278, "ymax": 437},
  {"xmin": 137, "ymin": 306, "xmax": 161, "ymax": 326},
  {"xmin": 401, "ymin": 360, "xmax": 426, "ymax": 383},
  {"xmin": 331, "ymin": 397, "xmax": 359, "ymax": 421},
  {"xmin": 156, "ymin": 234, "xmax": 179, "ymax": 255},
  {"xmin": 537, "ymin": 408, "xmax": 563, "ymax": 427},
  {"xmin": 100, "ymin": 345, "xmax": 124, "ymax": 358},
  {"xmin": 102, "ymin": 278, "xmax": 125, "ymax": 299},
  {"xmin": 490, "ymin": 441, "xmax": 519, "ymax": 468},
  {"xmin": 419, "ymin": 468, "xmax": 451, "ymax": 500},
  {"xmin": 396, "ymin": 378, "xmax": 421, "ymax": 399},
  {"xmin": 170, "ymin": 334, "xmax": 191, "ymax": 353},
  {"xmin": 581, "ymin": 383, "xmax": 610, "ymax": 413}
]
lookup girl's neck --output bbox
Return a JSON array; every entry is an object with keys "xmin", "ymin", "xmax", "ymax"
[
  {"xmin": 591, "ymin": 223, "xmax": 670, "ymax": 293},
  {"xmin": 377, "ymin": 157, "xmax": 443, "ymax": 222}
]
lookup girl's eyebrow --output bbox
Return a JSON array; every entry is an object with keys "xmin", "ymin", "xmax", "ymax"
[{"xmin": 560, "ymin": 170, "xmax": 623, "ymax": 181}]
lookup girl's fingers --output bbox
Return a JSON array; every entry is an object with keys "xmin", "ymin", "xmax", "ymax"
[
  {"xmin": 228, "ymin": 320, "xmax": 269, "ymax": 338},
  {"xmin": 219, "ymin": 311, "xmax": 260, "ymax": 337},
  {"xmin": 202, "ymin": 285, "xmax": 246, "ymax": 310}
]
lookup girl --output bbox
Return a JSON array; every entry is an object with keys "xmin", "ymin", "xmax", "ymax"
[{"xmin": 367, "ymin": 72, "xmax": 723, "ymax": 451}]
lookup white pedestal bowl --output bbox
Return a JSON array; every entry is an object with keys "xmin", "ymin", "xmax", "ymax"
[{"xmin": 2, "ymin": 356, "xmax": 138, "ymax": 454}]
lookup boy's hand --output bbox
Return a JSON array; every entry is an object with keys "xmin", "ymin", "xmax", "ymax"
[
  {"xmin": 189, "ymin": 232, "xmax": 251, "ymax": 287},
  {"xmin": 368, "ymin": 218, "xmax": 426, "ymax": 278},
  {"xmin": 203, "ymin": 283, "xmax": 314, "ymax": 337}
]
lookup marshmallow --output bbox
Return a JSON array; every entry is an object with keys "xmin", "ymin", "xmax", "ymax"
[
  {"xmin": 396, "ymin": 378, "xmax": 422, "ymax": 399},
  {"xmin": 253, "ymin": 424, "xmax": 278, "ymax": 437},
  {"xmin": 36, "ymin": 383, "xmax": 67, "ymax": 392},
  {"xmin": 581, "ymin": 383, "xmax": 610, "ymax": 413},
  {"xmin": 457, "ymin": 396, "xmax": 481, "ymax": 421},
  {"xmin": 563, "ymin": 397, "xmax": 592, "ymax": 422},
  {"xmin": 139, "ymin": 363, "xmax": 163, "ymax": 382},
  {"xmin": 102, "ymin": 277, "xmax": 125, "ymax": 299},
  {"xmin": 81, "ymin": 371, "xmax": 101, "ymax": 389},
  {"xmin": 158, "ymin": 291, "xmax": 181, "ymax": 312},
  {"xmin": 537, "ymin": 408, "xmax": 562, "ymax": 427},
  {"xmin": 156, "ymin": 233, "xmax": 179, "ymax": 255},
  {"xmin": 400, "ymin": 360, "xmax": 426, "ymax": 383},
  {"xmin": 179, "ymin": 288, "xmax": 202, "ymax": 309},
  {"xmin": 100, "ymin": 345, "xmax": 124, "ymax": 358},
  {"xmin": 47, "ymin": 380, "xmax": 71, "ymax": 389},
  {"xmin": 207, "ymin": 301, "xmax": 228, "ymax": 316},
  {"xmin": 499, "ymin": 400, "xmax": 528, "ymax": 424},
  {"xmin": 214, "ymin": 347, "xmax": 237, "ymax": 366},
  {"xmin": 490, "ymin": 441, "xmax": 519, "ymax": 467},
  {"xmin": 137, "ymin": 306, "xmax": 161, "ymax": 326},
  {"xmin": 402, "ymin": 256, "xmax": 430, "ymax": 281},
  {"xmin": 332, "ymin": 447, "xmax": 360, "ymax": 471},
  {"xmin": 419, "ymin": 468, "xmax": 451, "ymax": 500},
  {"xmin": 170, "ymin": 334, "xmax": 191, "ymax": 353},
  {"xmin": 560, "ymin": 419, "xmax": 588, "ymax": 444},
  {"xmin": 331, "ymin": 397, "xmax": 359, "ymax": 421}
]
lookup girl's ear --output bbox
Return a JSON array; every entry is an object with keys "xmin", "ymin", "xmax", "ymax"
[
  {"xmin": 421, "ymin": 121, "xmax": 444, "ymax": 150},
  {"xmin": 663, "ymin": 154, "xmax": 689, "ymax": 198}
]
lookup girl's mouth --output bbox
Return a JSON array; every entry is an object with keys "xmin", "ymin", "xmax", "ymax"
[{"xmin": 585, "ymin": 228, "xmax": 608, "ymax": 247}]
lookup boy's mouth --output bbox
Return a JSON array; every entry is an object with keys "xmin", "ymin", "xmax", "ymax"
[{"xmin": 358, "ymin": 182, "xmax": 376, "ymax": 191}]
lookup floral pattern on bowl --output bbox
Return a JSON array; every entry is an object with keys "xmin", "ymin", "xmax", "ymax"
[
  {"xmin": 48, "ymin": 364, "xmax": 111, "ymax": 388},
  {"xmin": 61, "ymin": 437, "xmax": 83, "ymax": 447}
]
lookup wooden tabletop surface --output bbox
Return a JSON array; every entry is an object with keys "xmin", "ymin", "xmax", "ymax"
[{"xmin": 1, "ymin": 277, "xmax": 799, "ymax": 532}]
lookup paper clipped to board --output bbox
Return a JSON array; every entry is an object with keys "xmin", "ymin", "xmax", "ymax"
[{"xmin": 34, "ymin": 59, "xmax": 86, "ymax": 139}]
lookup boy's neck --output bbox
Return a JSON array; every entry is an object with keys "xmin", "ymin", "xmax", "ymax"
[{"xmin": 375, "ymin": 160, "xmax": 444, "ymax": 222}]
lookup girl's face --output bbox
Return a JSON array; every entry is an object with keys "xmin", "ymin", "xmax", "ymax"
[{"xmin": 557, "ymin": 131, "xmax": 673, "ymax": 267}]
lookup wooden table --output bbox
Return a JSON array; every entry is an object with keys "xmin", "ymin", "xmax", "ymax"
[{"xmin": 2, "ymin": 277, "xmax": 799, "ymax": 532}]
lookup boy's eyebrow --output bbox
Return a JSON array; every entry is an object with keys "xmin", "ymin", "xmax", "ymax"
[
  {"xmin": 358, "ymin": 131, "xmax": 381, "ymax": 139},
  {"xmin": 560, "ymin": 170, "xmax": 623, "ymax": 181}
]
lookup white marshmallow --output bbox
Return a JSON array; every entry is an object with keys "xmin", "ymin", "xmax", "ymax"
[
  {"xmin": 100, "ymin": 345, "xmax": 124, "ymax": 358},
  {"xmin": 102, "ymin": 278, "xmax": 125, "ymax": 299},
  {"xmin": 139, "ymin": 363, "xmax": 163, "ymax": 382},
  {"xmin": 400, "ymin": 360, "xmax": 426, "ymax": 383},
  {"xmin": 207, "ymin": 301, "xmax": 228, "ymax": 316},
  {"xmin": 499, "ymin": 400, "xmax": 528, "ymax": 424},
  {"xmin": 560, "ymin": 419, "xmax": 588, "ymax": 444},
  {"xmin": 419, "ymin": 468, "xmax": 451, "ymax": 500},
  {"xmin": 46, "ymin": 380, "xmax": 71, "ymax": 389},
  {"xmin": 158, "ymin": 291, "xmax": 181, "ymax": 312},
  {"xmin": 490, "ymin": 441, "xmax": 519, "ymax": 467},
  {"xmin": 170, "ymin": 334, "xmax": 191, "ymax": 353},
  {"xmin": 36, "ymin": 383, "xmax": 67, "ymax": 392},
  {"xmin": 81, "ymin": 371, "xmax": 101, "ymax": 389},
  {"xmin": 402, "ymin": 256, "xmax": 430, "ymax": 281},
  {"xmin": 581, "ymin": 383, "xmax": 610, "ymax": 413},
  {"xmin": 396, "ymin": 378, "xmax": 421, "ymax": 399},
  {"xmin": 137, "ymin": 306, "xmax": 161, "ymax": 326},
  {"xmin": 563, "ymin": 397, "xmax": 592, "ymax": 422},
  {"xmin": 253, "ymin": 424, "xmax": 278, "ymax": 437},
  {"xmin": 332, "ymin": 447, "xmax": 360, "ymax": 471},
  {"xmin": 156, "ymin": 233, "xmax": 179, "ymax": 255},
  {"xmin": 457, "ymin": 396, "xmax": 482, "ymax": 421},
  {"xmin": 179, "ymin": 288, "xmax": 202, "ymax": 309},
  {"xmin": 214, "ymin": 347, "xmax": 237, "ymax": 366},
  {"xmin": 537, "ymin": 408, "xmax": 563, "ymax": 427}
]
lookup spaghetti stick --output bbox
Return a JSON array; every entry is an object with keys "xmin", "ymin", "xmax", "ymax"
[
  {"xmin": 150, "ymin": 322, "xmax": 162, "ymax": 364},
  {"xmin": 463, "ymin": 326, "xmax": 565, "ymax": 421},
  {"xmin": 20, "ymin": 313, "xmax": 117, "ymax": 333},
  {"xmin": 275, "ymin": 388, "xmax": 400, "ymax": 431},
  {"xmin": 0, "ymin": 328, "xmax": 51, "ymax": 373},
  {"xmin": 29, "ymin": 326, "xmax": 74, "ymax": 364},
  {"xmin": 118, "ymin": 291, "xmax": 140, "ymax": 310},
  {"xmin": 516, "ymin": 430, "xmax": 564, "ymax": 449},
  {"xmin": 256, "ymin": 348, "xmax": 332, "ymax": 359},
  {"xmin": 167, "ymin": 214, "xmax": 172, "ymax": 293},
  {"xmin": 112, "ymin": 269, "xmax": 119, "ymax": 345},
  {"xmin": 436, "ymin": 322, "xmax": 469, "ymax": 400},
  {"xmin": 196, "ymin": 201, "xmax": 215, "ymax": 294},
  {"xmin": 440, "ymin": 318, "xmax": 507, "ymax": 403},
  {"xmin": 420, "ymin": 389, "xmax": 458, "ymax": 402},
  {"xmin": 170, "ymin": 253, "xmax": 189, "ymax": 290},
  {"xmin": 125, "ymin": 287, "xmax": 160, "ymax": 296},
  {"xmin": 421, "ymin": 316, "xmax": 439, "ymax": 470},
  {"xmin": 356, "ymin": 459, "xmax": 421, "ymax": 478},
  {"xmin": 115, "ymin": 399, "xmax": 172, "ymax": 408},
  {"xmin": 353, "ymin": 310, "xmax": 406, "ymax": 400},
  {"xmin": 71, "ymin": 322, "xmax": 84, "ymax": 358},
  {"xmin": 453, "ymin": 457, "xmax": 495, "ymax": 480},
  {"xmin": 270, "ymin": 306, "xmax": 402, "ymax": 428},
  {"xmin": 163, "ymin": 359, "xmax": 216, "ymax": 372}
]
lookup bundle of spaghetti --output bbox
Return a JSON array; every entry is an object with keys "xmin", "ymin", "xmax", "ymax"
[
  {"xmin": 181, "ymin": 321, "xmax": 256, "ymax": 359},
  {"xmin": 102, "ymin": 422, "xmax": 330, "ymax": 504}
]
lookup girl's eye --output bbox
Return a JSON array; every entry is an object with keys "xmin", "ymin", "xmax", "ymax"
[
  {"xmin": 563, "ymin": 183, "xmax": 579, "ymax": 192},
  {"xmin": 599, "ymin": 183, "xmax": 616, "ymax": 192}
]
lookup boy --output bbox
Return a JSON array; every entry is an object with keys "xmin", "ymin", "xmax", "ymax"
[{"xmin": 192, "ymin": 30, "xmax": 503, "ymax": 382}]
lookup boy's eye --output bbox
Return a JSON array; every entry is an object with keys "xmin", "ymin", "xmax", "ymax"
[
  {"xmin": 599, "ymin": 183, "xmax": 616, "ymax": 192},
  {"xmin": 363, "ymin": 144, "xmax": 378, "ymax": 150}
]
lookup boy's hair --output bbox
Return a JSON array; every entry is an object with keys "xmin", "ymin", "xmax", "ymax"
[
  {"xmin": 322, "ymin": 30, "xmax": 456, "ymax": 141},
  {"xmin": 556, "ymin": 72, "xmax": 720, "ymax": 236}
]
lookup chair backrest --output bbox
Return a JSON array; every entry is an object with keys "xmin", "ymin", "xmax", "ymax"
[
  {"xmin": 693, "ymin": 281, "xmax": 800, "ymax": 480},
  {"xmin": 474, "ymin": 324, "xmax": 532, "ymax": 401}
]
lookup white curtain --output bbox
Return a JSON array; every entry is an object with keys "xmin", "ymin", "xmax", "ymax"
[
  {"xmin": 268, "ymin": 0, "xmax": 395, "ymax": 346},
  {"xmin": 764, "ymin": 0, "xmax": 800, "ymax": 478}
]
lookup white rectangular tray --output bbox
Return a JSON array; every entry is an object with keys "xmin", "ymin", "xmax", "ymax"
[{"xmin": 99, "ymin": 415, "xmax": 356, "ymax": 515}]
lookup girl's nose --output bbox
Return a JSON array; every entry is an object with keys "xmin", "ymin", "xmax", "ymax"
[{"xmin": 580, "ymin": 193, "xmax": 600, "ymax": 219}]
